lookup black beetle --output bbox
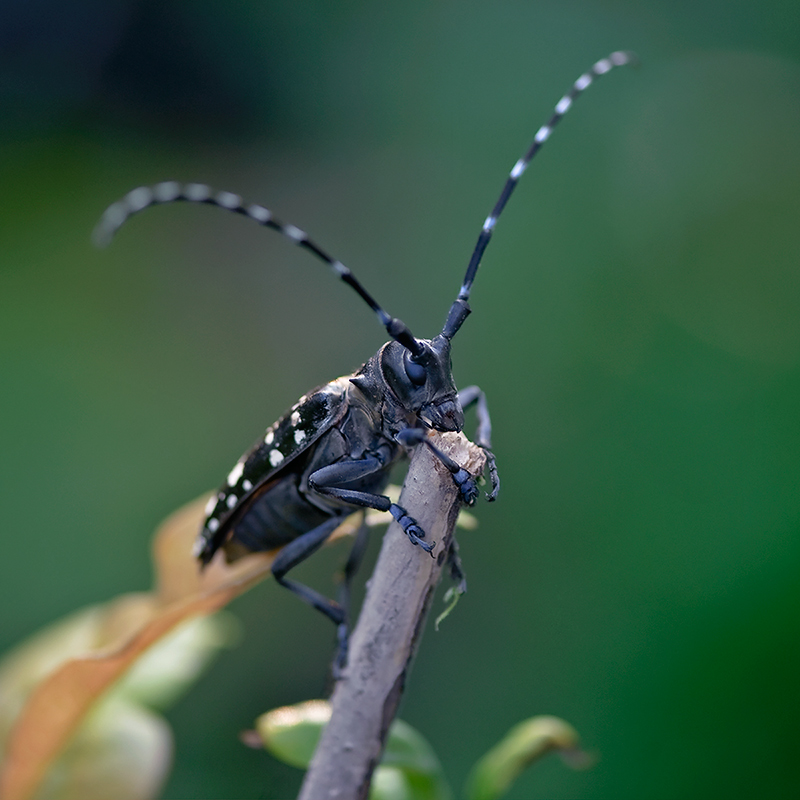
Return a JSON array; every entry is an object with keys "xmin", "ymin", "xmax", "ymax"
[{"xmin": 94, "ymin": 51, "xmax": 634, "ymax": 659}]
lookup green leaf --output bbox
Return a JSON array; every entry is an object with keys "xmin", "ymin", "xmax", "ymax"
[
  {"xmin": 254, "ymin": 700, "xmax": 331, "ymax": 770},
  {"xmin": 375, "ymin": 719, "xmax": 451, "ymax": 800},
  {"xmin": 254, "ymin": 701, "xmax": 452, "ymax": 800},
  {"xmin": 465, "ymin": 716, "xmax": 591, "ymax": 800}
]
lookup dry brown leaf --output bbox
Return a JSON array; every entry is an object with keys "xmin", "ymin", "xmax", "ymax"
[{"xmin": 0, "ymin": 494, "xmax": 277, "ymax": 800}]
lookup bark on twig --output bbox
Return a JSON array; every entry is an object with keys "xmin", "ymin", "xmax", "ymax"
[{"xmin": 298, "ymin": 431, "xmax": 486, "ymax": 800}]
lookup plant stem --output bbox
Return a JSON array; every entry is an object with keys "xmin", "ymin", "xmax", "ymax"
[{"xmin": 297, "ymin": 431, "xmax": 485, "ymax": 800}]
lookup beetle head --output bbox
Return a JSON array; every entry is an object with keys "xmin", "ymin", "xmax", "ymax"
[{"xmin": 379, "ymin": 335, "xmax": 463, "ymax": 432}]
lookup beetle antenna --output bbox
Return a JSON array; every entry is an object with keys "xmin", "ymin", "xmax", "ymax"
[
  {"xmin": 442, "ymin": 50, "xmax": 637, "ymax": 340},
  {"xmin": 93, "ymin": 182, "xmax": 425, "ymax": 357}
]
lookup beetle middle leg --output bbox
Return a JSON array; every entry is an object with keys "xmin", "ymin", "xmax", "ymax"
[{"xmin": 308, "ymin": 456, "xmax": 435, "ymax": 554}]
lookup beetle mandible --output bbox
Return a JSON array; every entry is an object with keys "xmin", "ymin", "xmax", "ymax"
[{"xmin": 95, "ymin": 51, "xmax": 634, "ymax": 651}]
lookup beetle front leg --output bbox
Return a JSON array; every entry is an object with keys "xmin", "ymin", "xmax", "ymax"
[
  {"xmin": 309, "ymin": 457, "xmax": 435, "ymax": 554},
  {"xmin": 458, "ymin": 385, "xmax": 499, "ymax": 500},
  {"xmin": 395, "ymin": 428, "xmax": 480, "ymax": 505}
]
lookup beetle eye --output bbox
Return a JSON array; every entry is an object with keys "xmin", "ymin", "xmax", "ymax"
[{"xmin": 403, "ymin": 352, "xmax": 427, "ymax": 385}]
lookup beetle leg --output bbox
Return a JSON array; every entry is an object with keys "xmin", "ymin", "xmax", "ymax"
[
  {"xmin": 388, "ymin": 505, "xmax": 433, "ymax": 552},
  {"xmin": 447, "ymin": 535, "xmax": 467, "ymax": 594},
  {"xmin": 457, "ymin": 385, "xmax": 499, "ymax": 500},
  {"xmin": 309, "ymin": 457, "xmax": 435, "ymax": 554},
  {"xmin": 270, "ymin": 516, "xmax": 347, "ymax": 626},
  {"xmin": 396, "ymin": 427, "xmax": 480, "ymax": 506}
]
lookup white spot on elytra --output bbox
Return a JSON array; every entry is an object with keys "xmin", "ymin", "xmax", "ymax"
[
  {"xmin": 242, "ymin": 479, "xmax": 253, "ymax": 492},
  {"xmin": 204, "ymin": 496, "xmax": 217, "ymax": 516},
  {"xmin": 294, "ymin": 429, "xmax": 307, "ymax": 444},
  {"xmin": 265, "ymin": 430, "xmax": 274, "ymax": 445},
  {"xmin": 207, "ymin": 518, "xmax": 220, "ymax": 533},
  {"xmin": 291, "ymin": 410, "xmax": 301, "ymax": 426},
  {"xmin": 227, "ymin": 461, "xmax": 244, "ymax": 486},
  {"xmin": 269, "ymin": 449, "xmax": 284, "ymax": 467},
  {"xmin": 298, "ymin": 395, "xmax": 308, "ymax": 404},
  {"xmin": 226, "ymin": 493, "xmax": 238, "ymax": 508}
]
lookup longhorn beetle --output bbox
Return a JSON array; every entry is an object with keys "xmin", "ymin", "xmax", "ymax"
[{"xmin": 95, "ymin": 51, "xmax": 634, "ymax": 661}]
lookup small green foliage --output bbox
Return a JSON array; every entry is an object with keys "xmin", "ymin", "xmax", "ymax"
[
  {"xmin": 256, "ymin": 703, "xmax": 589, "ymax": 800},
  {"xmin": 254, "ymin": 700, "xmax": 331, "ymax": 770},
  {"xmin": 434, "ymin": 585, "xmax": 465, "ymax": 630},
  {"xmin": 464, "ymin": 715, "xmax": 591, "ymax": 800},
  {"xmin": 254, "ymin": 701, "xmax": 452, "ymax": 800},
  {"xmin": 376, "ymin": 719, "xmax": 452, "ymax": 800}
]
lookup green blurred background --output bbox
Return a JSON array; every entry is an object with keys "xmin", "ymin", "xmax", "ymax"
[{"xmin": 2, "ymin": 1, "xmax": 799, "ymax": 797}]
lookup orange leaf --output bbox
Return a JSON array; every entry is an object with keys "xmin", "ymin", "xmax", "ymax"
[{"xmin": 0, "ymin": 495, "xmax": 277, "ymax": 800}]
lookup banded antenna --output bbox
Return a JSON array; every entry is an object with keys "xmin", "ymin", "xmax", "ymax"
[
  {"xmin": 93, "ymin": 182, "xmax": 424, "ymax": 357},
  {"xmin": 442, "ymin": 50, "xmax": 636, "ymax": 339},
  {"xmin": 94, "ymin": 50, "xmax": 635, "ymax": 351}
]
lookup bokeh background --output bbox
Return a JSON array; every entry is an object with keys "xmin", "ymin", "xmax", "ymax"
[{"xmin": 2, "ymin": 1, "xmax": 799, "ymax": 798}]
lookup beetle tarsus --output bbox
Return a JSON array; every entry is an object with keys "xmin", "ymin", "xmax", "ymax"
[
  {"xmin": 399, "ymin": 428, "xmax": 481, "ymax": 507},
  {"xmin": 390, "ymin": 504, "xmax": 435, "ymax": 554},
  {"xmin": 483, "ymin": 448, "xmax": 499, "ymax": 501}
]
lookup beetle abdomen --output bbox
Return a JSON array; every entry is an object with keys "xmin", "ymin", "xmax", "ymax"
[{"xmin": 226, "ymin": 474, "xmax": 334, "ymax": 558}]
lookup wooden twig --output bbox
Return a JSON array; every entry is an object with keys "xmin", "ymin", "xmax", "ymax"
[{"xmin": 298, "ymin": 431, "xmax": 486, "ymax": 800}]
